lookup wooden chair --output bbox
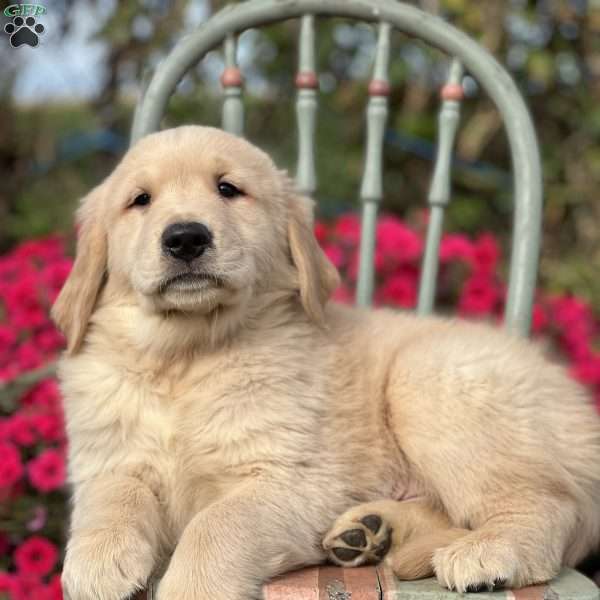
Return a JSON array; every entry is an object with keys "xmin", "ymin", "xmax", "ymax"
[{"xmin": 129, "ymin": 0, "xmax": 598, "ymax": 597}]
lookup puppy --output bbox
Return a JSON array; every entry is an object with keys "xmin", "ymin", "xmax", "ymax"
[{"xmin": 52, "ymin": 126, "xmax": 600, "ymax": 600}]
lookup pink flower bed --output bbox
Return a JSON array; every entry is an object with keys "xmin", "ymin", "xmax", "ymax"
[
  {"xmin": 0, "ymin": 237, "xmax": 67, "ymax": 600},
  {"xmin": 0, "ymin": 216, "xmax": 598, "ymax": 598}
]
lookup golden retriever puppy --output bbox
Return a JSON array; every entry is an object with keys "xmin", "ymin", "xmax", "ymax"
[{"xmin": 52, "ymin": 126, "xmax": 600, "ymax": 600}]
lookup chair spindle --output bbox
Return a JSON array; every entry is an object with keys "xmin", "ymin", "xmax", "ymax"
[
  {"xmin": 356, "ymin": 22, "xmax": 391, "ymax": 307},
  {"xmin": 417, "ymin": 58, "xmax": 464, "ymax": 314},
  {"xmin": 221, "ymin": 34, "xmax": 244, "ymax": 136},
  {"xmin": 295, "ymin": 15, "xmax": 318, "ymax": 196}
]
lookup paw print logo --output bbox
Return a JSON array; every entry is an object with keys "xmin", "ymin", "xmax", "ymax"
[{"xmin": 4, "ymin": 16, "xmax": 45, "ymax": 48}]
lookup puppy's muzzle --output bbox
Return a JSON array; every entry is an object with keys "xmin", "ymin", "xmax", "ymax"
[{"xmin": 162, "ymin": 222, "xmax": 213, "ymax": 262}]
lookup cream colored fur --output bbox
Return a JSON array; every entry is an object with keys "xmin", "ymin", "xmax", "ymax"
[{"xmin": 52, "ymin": 126, "xmax": 600, "ymax": 600}]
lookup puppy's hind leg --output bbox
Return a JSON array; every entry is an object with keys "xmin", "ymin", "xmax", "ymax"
[
  {"xmin": 432, "ymin": 490, "xmax": 579, "ymax": 592},
  {"xmin": 323, "ymin": 498, "xmax": 469, "ymax": 578}
]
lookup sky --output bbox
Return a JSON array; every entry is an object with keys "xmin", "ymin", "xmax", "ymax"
[
  {"xmin": 6, "ymin": 1, "xmax": 210, "ymax": 103},
  {"xmin": 8, "ymin": 1, "xmax": 114, "ymax": 102}
]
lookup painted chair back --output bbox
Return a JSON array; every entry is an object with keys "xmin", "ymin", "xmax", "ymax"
[{"xmin": 131, "ymin": 0, "xmax": 543, "ymax": 336}]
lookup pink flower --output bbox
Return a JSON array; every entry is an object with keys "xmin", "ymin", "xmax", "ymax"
[
  {"xmin": 531, "ymin": 302, "xmax": 548, "ymax": 334},
  {"xmin": 40, "ymin": 257, "xmax": 72, "ymax": 285},
  {"xmin": 471, "ymin": 233, "xmax": 500, "ymax": 273},
  {"xmin": 0, "ymin": 572, "xmax": 16, "ymax": 597},
  {"xmin": 21, "ymin": 379, "xmax": 61, "ymax": 410},
  {"xmin": 314, "ymin": 221, "xmax": 328, "ymax": 244},
  {"xmin": 333, "ymin": 213, "xmax": 361, "ymax": 245},
  {"xmin": 346, "ymin": 250, "xmax": 360, "ymax": 282},
  {"xmin": 40, "ymin": 259, "xmax": 73, "ymax": 303},
  {"xmin": 376, "ymin": 216, "xmax": 422, "ymax": 264},
  {"xmin": 0, "ymin": 255, "xmax": 20, "ymax": 279},
  {"xmin": 379, "ymin": 270, "xmax": 418, "ymax": 309},
  {"xmin": 11, "ymin": 307, "xmax": 48, "ymax": 331},
  {"xmin": 27, "ymin": 448, "xmax": 66, "ymax": 492},
  {"xmin": 32, "ymin": 412, "xmax": 65, "ymax": 443},
  {"xmin": 33, "ymin": 328, "xmax": 65, "ymax": 353},
  {"xmin": 322, "ymin": 243, "xmax": 345, "ymax": 268},
  {"xmin": 12, "ymin": 236, "xmax": 65, "ymax": 262},
  {"xmin": 332, "ymin": 284, "xmax": 353, "ymax": 304},
  {"xmin": 2, "ymin": 274, "xmax": 40, "ymax": 314},
  {"xmin": 7, "ymin": 412, "xmax": 38, "ymax": 446},
  {"xmin": 11, "ymin": 575, "xmax": 46, "ymax": 600},
  {"xmin": 0, "ymin": 441, "xmax": 24, "ymax": 488},
  {"xmin": 571, "ymin": 354, "xmax": 600, "ymax": 387},
  {"xmin": 14, "ymin": 536, "xmax": 59, "ymax": 577},
  {"xmin": 0, "ymin": 419, "xmax": 9, "ymax": 442},
  {"xmin": 550, "ymin": 296, "xmax": 595, "ymax": 334},
  {"xmin": 15, "ymin": 341, "xmax": 44, "ymax": 371},
  {"xmin": 458, "ymin": 275, "xmax": 500, "ymax": 316},
  {"xmin": 11, "ymin": 574, "xmax": 52, "ymax": 600},
  {"xmin": 46, "ymin": 574, "xmax": 63, "ymax": 600},
  {"xmin": 0, "ymin": 364, "xmax": 19, "ymax": 384},
  {"xmin": 0, "ymin": 326, "xmax": 17, "ymax": 354},
  {"xmin": 559, "ymin": 327, "xmax": 593, "ymax": 363},
  {"xmin": 347, "ymin": 247, "xmax": 386, "ymax": 282},
  {"xmin": 440, "ymin": 234, "xmax": 473, "ymax": 263}
]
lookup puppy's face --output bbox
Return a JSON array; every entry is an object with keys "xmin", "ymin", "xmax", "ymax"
[
  {"xmin": 105, "ymin": 127, "xmax": 289, "ymax": 314},
  {"xmin": 52, "ymin": 126, "xmax": 339, "ymax": 354}
]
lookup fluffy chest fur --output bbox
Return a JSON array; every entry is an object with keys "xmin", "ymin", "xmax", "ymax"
[{"xmin": 58, "ymin": 313, "xmax": 335, "ymax": 522}]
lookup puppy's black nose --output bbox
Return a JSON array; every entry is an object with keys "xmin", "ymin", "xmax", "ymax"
[{"xmin": 161, "ymin": 222, "xmax": 213, "ymax": 262}]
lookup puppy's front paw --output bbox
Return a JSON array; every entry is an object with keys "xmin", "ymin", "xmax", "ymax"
[
  {"xmin": 432, "ymin": 534, "xmax": 517, "ymax": 593},
  {"xmin": 323, "ymin": 510, "xmax": 392, "ymax": 567},
  {"xmin": 62, "ymin": 529, "xmax": 155, "ymax": 600}
]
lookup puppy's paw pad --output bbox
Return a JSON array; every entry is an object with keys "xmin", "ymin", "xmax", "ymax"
[
  {"xmin": 340, "ymin": 528, "xmax": 367, "ymax": 547},
  {"xmin": 360, "ymin": 514, "xmax": 382, "ymax": 534},
  {"xmin": 323, "ymin": 512, "xmax": 392, "ymax": 567}
]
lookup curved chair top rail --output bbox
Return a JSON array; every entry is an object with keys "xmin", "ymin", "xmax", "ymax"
[{"xmin": 131, "ymin": 0, "xmax": 543, "ymax": 336}]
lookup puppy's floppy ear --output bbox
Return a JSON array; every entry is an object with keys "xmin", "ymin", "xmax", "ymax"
[
  {"xmin": 51, "ymin": 182, "xmax": 108, "ymax": 355},
  {"xmin": 288, "ymin": 193, "xmax": 340, "ymax": 325}
]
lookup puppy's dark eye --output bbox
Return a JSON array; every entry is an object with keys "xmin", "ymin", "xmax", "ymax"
[
  {"xmin": 131, "ymin": 192, "xmax": 151, "ymax": 208},
  {"xmin": 218, "ymin": 181, "xmax": 243, "ymax": 199}
]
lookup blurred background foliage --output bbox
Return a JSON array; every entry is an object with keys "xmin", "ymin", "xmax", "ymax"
[{"xmin": 1, "ymin": 0, "xmax": 600, "ymax": 305}]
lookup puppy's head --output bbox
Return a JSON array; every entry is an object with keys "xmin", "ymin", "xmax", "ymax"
[{"xmin": 52, "ymin": 126, "xmax": 339, "ymax": 354}]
